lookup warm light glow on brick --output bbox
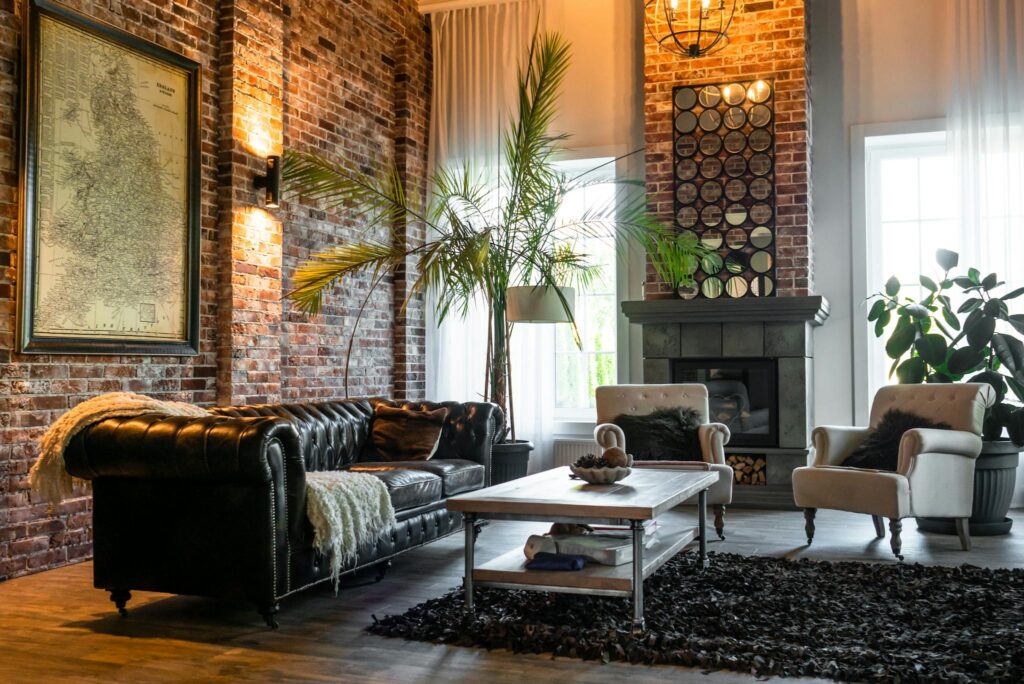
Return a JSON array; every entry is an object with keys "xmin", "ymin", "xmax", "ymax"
[{"xmin": 238, "ymin": 103, "xmax": 279, "ymax": 158}]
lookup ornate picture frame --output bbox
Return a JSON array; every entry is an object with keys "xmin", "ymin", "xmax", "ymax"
[{"xmin": 18, "ymin": 0, "xmax": 201, "ymax": 355}]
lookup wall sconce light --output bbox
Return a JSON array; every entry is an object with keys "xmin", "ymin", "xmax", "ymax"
[{"xmin": 254, "ymin": 155, "xmax": 281, "ymax": 208}]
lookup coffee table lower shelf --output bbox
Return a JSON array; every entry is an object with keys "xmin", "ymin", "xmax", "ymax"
[{"xmin": 473, "ymin": 509, "xmax": 697, "ymax": 597}]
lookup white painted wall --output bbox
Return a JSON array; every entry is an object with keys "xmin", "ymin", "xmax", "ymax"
[{"xmin": 809, "ymin": 0, "xmax": 951, "ymax": 427}]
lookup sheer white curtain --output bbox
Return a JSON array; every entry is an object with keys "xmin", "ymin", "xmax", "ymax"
[
  {"xmin": 425, "ymin": 0, "xmax": 556, "ymax": 472},
  {"xmin": 946, "ymin": 0, "xmax": 1024, "ymax": 505},
  {"xmin": 947, "ymin": 0, "xmax": 1024, "ymax": 277}
]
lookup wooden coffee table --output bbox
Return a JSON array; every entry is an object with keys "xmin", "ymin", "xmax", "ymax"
[{"xmin": 447, "ymin": 466, "xmax": 719, "ymax": 633}]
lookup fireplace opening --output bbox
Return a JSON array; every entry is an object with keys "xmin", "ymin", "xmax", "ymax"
[{"xmin": 671, "ymin": 358, "xmax": 778, "ymax": 447}]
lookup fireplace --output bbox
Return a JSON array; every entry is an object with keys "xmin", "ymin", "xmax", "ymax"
[
  {"xmin": 622, "ymin": 296, "xmax": 830, "ymax": 509},
  {"xmin": 671, "ymin": 358, "xmax": 778, "ymax": 448}
]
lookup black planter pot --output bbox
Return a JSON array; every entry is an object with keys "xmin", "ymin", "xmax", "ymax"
[
  {"xmin": 917, "ymin": 439, "xmax": 1020, "ymax": 537},
  {"xmin": 491, "ymin": 440, "xmax": 534, "ymax": 485}
]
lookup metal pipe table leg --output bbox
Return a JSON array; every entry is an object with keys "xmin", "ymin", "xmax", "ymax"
[
  {"xmin": 698, "ymin": 488, "xmax": 709, "ymax": 569},
  {"xmin": 631, "ymin": 519, "xmax": 645, "ymax": 634},
  {"xmin": 464, "ymin": 513, "xmax": 476, "ymax": 613}
]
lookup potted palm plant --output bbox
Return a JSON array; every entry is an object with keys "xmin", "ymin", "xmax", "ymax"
[
  {"xmin": 280, "ymin": 30, "xmax": 701, "ymax": 482},
  {"xmin": 868, "ymin": 248, "xmax": 1024, "ymax": 534}
]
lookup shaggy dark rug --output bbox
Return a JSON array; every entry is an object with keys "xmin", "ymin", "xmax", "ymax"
[{"xmin": 368, "ymin": 552, "xmax": 1024, "ymax": 682}]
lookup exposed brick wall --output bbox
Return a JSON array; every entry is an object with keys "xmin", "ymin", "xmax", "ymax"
[
  {"xmin": 644, "ymin": 0, "xmax": 811, "ymax": 298},
  {"xmin": 0, "ymin": 0, "xmax": 430, "ymax": 579}
]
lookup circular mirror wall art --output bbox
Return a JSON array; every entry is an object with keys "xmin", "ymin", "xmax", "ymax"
[
  {"xmin": 747, "ymin": 79, "xmax": 771, "ymax": 103},
  {"xmin": 751, "ymin": 275, "xmax": 774, "ymax": 296},
  {"xmin": 726, "ymin": 276, "xmax": 749, "ymax": 298},
  {"xmin": 700, "ymin": 157, "xmax": 722, "ymax": 179},
  {"xmin": 699, "ymin": 133, "xmax": 723, "ymax": 156},
  {"xmin": 676, "ymin": 134, "xmax": 698, "ymax": 157},
  {"xmin": 676, "ymin": 182, "xmax": 698, "ymax": 204},
  {"xmin": 699, "ymin": 108, "xmax": 722, "ymax": 132},
  {"xmin": 722, "ymin": 83, "xmax": 745, "ymax": 105},
  {"xmin": 726, "ymin": 227, "xmax": 747, "ymax": 249},
  {"xmin": 700, "ymin": 180, "xmax": 723, "ymax": 203},
  {"xmin": 750, "ymin": 225, "xmax": 773, "ymax": 248},
  {"xmin": 700, "ymin": 204, "xmax": 723, "ymax": 227},
  {"xmin": 749, "ymin": 153, "xmax": 772, "ymax": 176},
  {"xmin": 701, "ymin": 251, "xmax": 724, "ymax": 275},
  {"xmin": 750, "ymin": 202, "xmax": 772, "ymax": 225},
  {"xmin": 675, "ymin": 111, "xmax": 698, "ymax": 134},
  {"xmin": 675, "ymin": 87, "xmax": 698, "ymax": 110},
  {"xmin": 672, "ymin": 79, "xmax": 776, "ymax": 298},
  {"xmin": 724, "ymin": 154, "xmax": 746, "ymax": 178},
  {"xmin": 724, "ymin": 130, "xmax": 746, "ymax": 154},
  {"xmin": 751, "ymin": 250, "xmax": 773, "ymax": 273},
  {"xmin": 725, "ymin": 203, "xmax": 747, "ymax": 226},
  {"xmin": 749, "ymin": 128, "xmax": 772, "ymax": 152},
  {"xmin": 702, "ymin": 277, "xmax": 724, "ymax": 298},
  {"xmin": 700, "ymin": 230, "xmax": 723, "ymax": 249},
  {"xmin": 749, "ymin": 104, "xmax": 772, "ymax": 128},
  {"xmin": 698, "ymin": 85, "xmax": 721, "ymax": 107},
  {"xmin": 723, "ymin": 106, "xmax": 747, "ymax": 130},
  {"xmin": 677, "ymin": 206, "xmax": 698, "ymax": 228},
  {"xmin": 676, "ymin": 158, "xmax": 698, "ymax": 180},
  {"xmin": 725, "ymin": 178, "xmax": 747, "ymax": 202},
  {"xmin": 750, "ymin": 176, "xmax": 772, "ymax": 200}
]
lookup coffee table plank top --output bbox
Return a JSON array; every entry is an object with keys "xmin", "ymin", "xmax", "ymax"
[{"xmin": 447, "ymin": 466, "xmax": 718, "ymax": 521}]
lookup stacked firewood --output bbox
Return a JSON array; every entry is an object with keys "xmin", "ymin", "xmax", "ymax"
[{"xmin": 727, "ymin": 455, "xmax": 767, "ymax": 485}]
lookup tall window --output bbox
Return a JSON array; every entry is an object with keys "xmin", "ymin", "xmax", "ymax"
[
  {"xmin": 552, "ymin": 159, "xmax": 618, "ymax": 419},
  {"xmin": 862, "ymin": 129, "xmax": 1024, "ymax": 401}
]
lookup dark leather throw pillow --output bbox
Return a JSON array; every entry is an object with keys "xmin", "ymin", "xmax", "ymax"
[
  {"xmin": 613, "ymin": 407, "xmax": 703, "ymax": 461},
  {"xmin": 371, "ymin": 405, "xmax": 449, "ymax": 461},
  {"xmin": 841, "ymin": 408, "xmax": 951, "ymax": 472}
]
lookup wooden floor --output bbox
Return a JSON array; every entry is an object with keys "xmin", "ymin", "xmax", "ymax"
[{"xmin": 1, "ymin": 508, "xmax": 1021, "ymax": 684}]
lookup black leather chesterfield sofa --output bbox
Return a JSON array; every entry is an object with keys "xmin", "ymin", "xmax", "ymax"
[{"xmin": 63, "ymin": 398, "xmax": 500, "ymax": 627}]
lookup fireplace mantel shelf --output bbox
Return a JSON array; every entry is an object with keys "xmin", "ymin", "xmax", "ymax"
[{"xmin": 622, "ymin": 295, "xmax": 830, "ymax": 327}]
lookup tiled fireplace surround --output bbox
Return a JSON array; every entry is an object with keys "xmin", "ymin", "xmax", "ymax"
[{"xmin": 624, "ymin": 297, "xmax": 829, "ymax": 508}]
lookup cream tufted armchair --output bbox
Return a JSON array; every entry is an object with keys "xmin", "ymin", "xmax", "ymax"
[
  {"xmin": 594, "ymin": 384, "xmax": 733, "ymax": 538},
  {"xmin": 793, "ymin": 383, "xmax": 996, "ymax": 560}
]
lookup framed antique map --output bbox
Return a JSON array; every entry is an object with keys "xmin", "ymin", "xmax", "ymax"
[{"xmin": 18, "ymin": 0, "xmax": 201, "ymax": 355}]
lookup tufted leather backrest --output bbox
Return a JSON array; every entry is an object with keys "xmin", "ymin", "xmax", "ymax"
[
  {"xmin": 211, "ymin": 400, "xmax": 374, "ymax": 472},
  {"xmin": 595, "ymin": 384, "xmax": 710, "ymax": 424},
  {"xmin": 869, "ymin": 383, "xmax": 996, "ymax": 435}
]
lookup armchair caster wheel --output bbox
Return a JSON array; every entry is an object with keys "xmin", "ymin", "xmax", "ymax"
[
  {"xmin": 374, "ymin": 560, "xmax": 392, "ymax": 583},
  {"xmin": 259, "ymin": 603, "xmax": 280, "ymax": 629},
  {"xmin": 803, "ymin": 508, "xmax": 816, "ymax": 546},
  {"xmin": 889, "ymin": 519, "xmax": 904, "ymax": 561},
  {"xmin": 110, "ymin": 589, "xmax": 131, "ymax": 618},
  {"xmin": 713, "ymin": 505, "xmax": 726, "ymax": 541}
]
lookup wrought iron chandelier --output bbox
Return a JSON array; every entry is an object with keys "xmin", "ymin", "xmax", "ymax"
[{"xmin": 646, "ymin": 0, "xmax": 738, "ymax": 58}]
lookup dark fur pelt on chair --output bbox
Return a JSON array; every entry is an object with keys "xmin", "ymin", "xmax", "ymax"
[
  {"xmin": 842, "ymin": 409, "xmax": 950, "ymax": 472},
  {"xmin": 613, "ymin": 407, "xmax": 703, "ymax": 461}
]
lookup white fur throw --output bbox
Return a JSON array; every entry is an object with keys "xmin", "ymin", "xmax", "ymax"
[
  {"xmin": 29, "ymin": 392, "xmax": 209, "ymax": 505},
  {"xmin": 305, "ymin": 470, "xmax": 396, "ymax": 590}
]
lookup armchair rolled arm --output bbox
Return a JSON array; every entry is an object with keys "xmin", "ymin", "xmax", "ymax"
[
  {"xmin": 64, "ymin": 414, "xmax": 303, "ymax": 484},
  {"xmin": 811, "ymin": 425, "xmax": 872, "ymax": 466},
  {"xmin": 698, "ymin": 423, "xmax": 731, "ymax": 465},
  {"xmin": 897, "ymin": 428, "xmax": 983, "ymax": 474}
]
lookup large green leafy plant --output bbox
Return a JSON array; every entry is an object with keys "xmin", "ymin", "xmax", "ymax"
[
  {"xmin": 280, "ymin": 31, "xmax": 699, "ymax": 438},
  {"xmin": 868, "ymin": 249, "xmax": 1024, "ymax": 445}
]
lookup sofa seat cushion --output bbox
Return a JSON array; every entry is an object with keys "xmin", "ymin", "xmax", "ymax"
[
  {"xmin": 357, "ymin": 468, "xmax": 442, "ymax": 512},
  {"xmin": 351, "ymin": 459, "xmax": 485, "ymax": 496}
]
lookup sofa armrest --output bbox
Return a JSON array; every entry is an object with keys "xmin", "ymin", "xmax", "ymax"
[
  {"xmin": 897, "ymin": 428, "xmax": 983, "ymax": 474},
  {"xmin": 65, "ymin": 414, "xmax": 303, "ymax": 484},
  {"xmin": 811, "ymin": 425, "xmax": 872, "ymax": 466},
  {"xmin": 698, "ymin": 423, "xmax": 731, "ymax": 465}
]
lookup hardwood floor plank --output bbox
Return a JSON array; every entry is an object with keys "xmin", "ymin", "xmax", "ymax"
[{"xmin": 0, "ymin": 508, "xmax": 1019, "ymax": 683}]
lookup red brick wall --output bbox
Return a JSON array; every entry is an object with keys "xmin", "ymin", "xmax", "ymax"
[
  {"xmin": 0, "ymin": 0, "xmax": 430, "ymax": 579},
  {"xmin": 644, "ymin": 0, "xmax": 811, "ymax": 298}
]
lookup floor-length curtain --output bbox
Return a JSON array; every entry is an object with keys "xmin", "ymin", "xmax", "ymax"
[
  {"xmin": 947, "ymin": 0, "xmax": 1024, "ymax": 504},
  {"xmin": 425, "ymin": 0, "xmax": 556, "ymax": 472}
]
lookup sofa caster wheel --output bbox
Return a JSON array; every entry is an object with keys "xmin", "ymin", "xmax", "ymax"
[
  {"xmin": 259, "ymin": 603, "xmax": 280, "ymax": 629},
  {"xmin": 374, "ymin": 560, "xmax": 392, "ymax": 583},
  {"xmin": 110, "ymin": 589, "xmax": 131, "ymax": 618}
]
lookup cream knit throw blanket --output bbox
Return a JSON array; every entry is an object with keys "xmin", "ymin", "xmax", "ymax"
[
  {"xmin": 29, "ymin": 392, "xmax": 209, "ymax": 505},
  {"xmin": 304, "ymin": 470, "xmax": 396, "ymax": 591}
]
